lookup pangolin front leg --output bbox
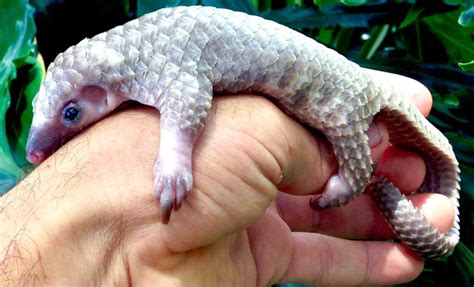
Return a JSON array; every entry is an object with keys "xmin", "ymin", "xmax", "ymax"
[{"xmin": 153, "ymin": 76, "xmax": 213, "ymax": 222}]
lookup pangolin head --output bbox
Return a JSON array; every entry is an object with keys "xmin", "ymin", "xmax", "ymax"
[{"xmin": 26, "ymin": 38, "xmax": 126, "ymax": 164}]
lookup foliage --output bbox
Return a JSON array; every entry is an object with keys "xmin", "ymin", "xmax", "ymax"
[
  {"xmin": 0, "ymin": 0, "xmax": 39, "ymax": 194},
  {"xmin": 0, "ymin": 0, "xmax": 473, "ymax": 285}
]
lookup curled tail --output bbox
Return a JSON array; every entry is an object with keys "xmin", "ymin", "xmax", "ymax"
[
  {"xmin": 372, "ymin": 86, "xmax": 460, "ymax": 258},
  {"xmin": 369, "ymin": 176, "xmax": 459, "ymax": 258}
]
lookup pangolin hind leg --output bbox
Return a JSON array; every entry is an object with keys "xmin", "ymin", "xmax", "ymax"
[{"xmin": 310, "ymin": 120, "xmax": 373, "ymax": 209}]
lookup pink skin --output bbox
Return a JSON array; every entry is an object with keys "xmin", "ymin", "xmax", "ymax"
[
  {"xmin": 310, "ymin": 123, "xmax": 383, "ymax": 209},
  {"xmin": 25, "ymin": 121, "xmax": 66, "ymax": 166},
  {"xmin": 26, "ymin": 150, "xmax": 44, "ymax": 164},
  {"xmin": 153, "ymin": 123, "xmax": 195, "ymax": 223},
  {"xmin": 311, "ymin": 170, "xmax": 352, "ymax": 208},
  {"xmin": 26, "ymin": 129, "xmax": 70, "ymax": 164}
]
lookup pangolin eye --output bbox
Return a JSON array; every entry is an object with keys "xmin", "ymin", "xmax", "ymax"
[{"xmin": 62, "ymin": 103, "xmax": 81, "ymax": 125}]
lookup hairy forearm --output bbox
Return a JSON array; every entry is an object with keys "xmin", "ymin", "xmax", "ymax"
[
  {"xmin": 1, "ymin": 172, "xmax": 129, "ymax": 286},
  {"xmin": 1, "ymin": 180, "xmax": 47, "ymax": 285},
  {"xmin": 0, "ymin": 118, "xmax": 135, "ymax": 286}
]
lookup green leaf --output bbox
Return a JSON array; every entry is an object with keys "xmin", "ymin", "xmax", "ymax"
[
  {"xmin": 341, "ymin": 0, "xmax": 367, "ymax": 6},
  {"xmin": 28, "ymin": 0, "xmax": 55, "ymax": 13},
  {"xmin": 255, "ymin": 0, "xmax": 271, "ymax": 12},
  {"xmin": 443, "ymin": 0, "xmax": 463, "ymax": 4},
  {"xmin": 358, "ymin": 24, "xmax": 389, "ymax": 59},
  {"xmin": 459, "ymin": 164, "xmax": 474, "ymax": 200},
  {"xmin": 424, "ymin": 10, "xmax": 474, "ymax": 64},
  {"xmin": 251, "ymin": 0, "xmax": 258, "ymax": 9},
  {"xmin": 0, "ymin": 0, "xmax": 37, "ymax": 194},
  {"xmin": 286, "ymin": 0, "xmax": 303, "ymax": 7},
  {"xmin": 459, "ymin": 60, "xmax": 474, "ymax": 71},
  {"xmin": 446, "ymin": 132, "xmax": 474, "ymax": 165},
  {"xmin": 332, "ymin": 27, "xmax": 354, "ymax": 53},
  {"xmin": 0, "ymin": 89, "xmax": 20, "ymax": 195},
  {"xmin": 8, "ymin": 59, "xmax": 43, "ymax": 167},
  {"xmin": 399, "ymin": 3, "xmax": 425, "ymax": 28},
  {"xmin": 431, "ymin": 93, "xmax": 468, "ymax": 125},
  {"xmin": 442, "ymin": 94, "xmax": 460, "ymax": 106},
  {"xmin": 452, "ymin": 242, "xmax": 474, "ymax": 279},
  {"xmin": 316, "ymin": 27, "xmax": 334, "ymax": 45}
]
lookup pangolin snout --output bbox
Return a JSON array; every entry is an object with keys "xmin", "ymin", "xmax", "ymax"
[
  {"xmin": 25, "ymin": 126, "xmax": 60, "ymax": 164},
  {"xmin": 26, "ymin": 149, "xmax": 46, "ymax": 164}
]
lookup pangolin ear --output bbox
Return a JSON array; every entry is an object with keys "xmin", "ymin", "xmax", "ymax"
[{"xmin": 78, "ymin": 85, "xmax": 108, "ymax": 107}]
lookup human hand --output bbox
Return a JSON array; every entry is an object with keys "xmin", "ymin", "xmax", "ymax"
[{"xmin": 1, "ymin": 70, "xmax": 455, "ymax": 286}]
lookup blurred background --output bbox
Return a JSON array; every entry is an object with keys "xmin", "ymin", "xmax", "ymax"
[{"xmin": 0, "ymin": 0, "xmax": 472, "ymax": 285}]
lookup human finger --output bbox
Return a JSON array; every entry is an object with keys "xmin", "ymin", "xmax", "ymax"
[{"xmin": 278, "ymin": 232, "xmax": 424, "ymax": 285}]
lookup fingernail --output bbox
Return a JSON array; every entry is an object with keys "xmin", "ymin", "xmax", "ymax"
[{"xmin": 368, "ymin": 122, "xmax": 383, "ymax": 148}]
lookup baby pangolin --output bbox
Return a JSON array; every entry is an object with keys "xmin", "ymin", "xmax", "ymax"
[{"xmin": 26, "ymin": 6, "xmax": 460, "ymax": 259}]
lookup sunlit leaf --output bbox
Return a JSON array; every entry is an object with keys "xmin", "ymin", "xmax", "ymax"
[
  {"xmin": 459, "ymin": 5, "xmax": 474, "ymax": 27},
  {"xmin": 459, "ymin": 60, "xmax": 474, "ymax": 72}
]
